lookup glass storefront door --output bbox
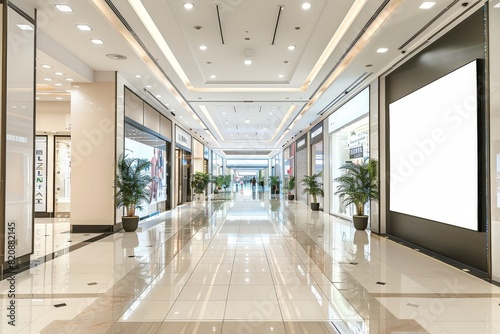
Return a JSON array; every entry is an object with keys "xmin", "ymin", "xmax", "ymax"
[
  {"xmin": 54, "ymin": 136, "xmax": 71, "ymax": 216},
  {"xmin": 176, "ymin": 148, "xmax": 192, "ymax": 204}
]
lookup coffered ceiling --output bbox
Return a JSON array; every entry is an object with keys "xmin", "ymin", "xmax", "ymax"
[{"xmin": 15, "ymin": 0, "xmax": 492, "ymax": 157}]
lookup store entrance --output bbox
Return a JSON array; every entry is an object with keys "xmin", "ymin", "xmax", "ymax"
[{"xmin": 176, "ymin": 147, "xmax": 192, "ymax": 204}]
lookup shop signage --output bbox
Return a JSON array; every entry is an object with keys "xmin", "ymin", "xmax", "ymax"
[
  {"xmin": 310, "ymin": 122, "xmax": 323, "ymax": 145},
  {"xmin": 349, "ymin": 146, "xmax": 363, "ymax": 159},
  {"xmin": 175, "ymin": 125, "xmax": 192, "ymax": 150},
  {"xmin": 296, "ymin": 134, "xmax": 307, "ymax": 151},
  {"xmin": 35, "ymin": 137, "xmax": 47, "ymax": 212}
]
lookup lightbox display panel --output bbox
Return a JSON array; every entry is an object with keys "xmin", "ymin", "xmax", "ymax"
[{"xmin": 389, "ymin": 60, "xmax": 479, "ymax": 231}]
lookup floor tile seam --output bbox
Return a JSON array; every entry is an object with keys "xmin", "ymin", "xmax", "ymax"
[
  {"xmin": 0, "ymin": 293, "xmax": 103, "ymax": 299},
  {"xmin": 372, "ymin": 292, "xmax": 500, "ymax": 298},
  {"xmin": 39, "ymin": 202, "xmax": 224, "ymax": 333}
]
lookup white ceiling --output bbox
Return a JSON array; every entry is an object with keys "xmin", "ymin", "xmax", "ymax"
[{"xmin": 15, "ymin": 0, "xmax": 495, "ymax": 157}]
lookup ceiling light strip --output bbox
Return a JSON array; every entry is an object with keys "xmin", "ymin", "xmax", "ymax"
[
  {"xmin": 271, "ymin": 5, "xmax": 284, "ymax": 45},
  {"xmin": 270, "ymin": 104, "xmax": 296, "ymax": 142},
  {"xmin": 128, "ymin": 0, "xmax": 193, "ymax": 89},
  {"xmin": 302, "ymin": 0, "xmax": 368, "ymax": 90},
  {"xmin": 278, "ymin": 0, "xmax": 403, "ymax": 147},
  {"xmin": 215, "ymin": 5, "xmax": 225, "ymax": 45},
  {"xmin": 93, "ymin": 0, "xmax": 219, "ymax": 148},
  {"xmin": 199, "ymin": 105, "xmax": 225, "ymax": 140}
]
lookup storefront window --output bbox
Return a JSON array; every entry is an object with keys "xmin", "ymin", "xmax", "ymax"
[
  {"xmin": 330, "ymin": 117, "xmax": 369, "ymax": 217},
  {"xmin": 125, "ymin": 123, "xmax": 170, "ymax": 216}
]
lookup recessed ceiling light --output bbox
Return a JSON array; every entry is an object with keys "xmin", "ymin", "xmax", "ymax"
[
  {"xmin": 55, "ymin": 83, "xmax": 62, "ymax": 86},
  {"xmin": 185, "ymin": 121, "xmax": 189, "ymax": 124},
  {"xmin": 41, "ymin": 64, "xmax": 52, "ymax": 69},
  {"xmin": 44, "ymin": 78, "xmax": 52, "ymax": 81},
  {"xmin": 135, "ymin": 74, "xmax": 142, "ymax": 78},
  {"xmin": 184, "ymin": 2, "xmax": 194, "ymax": 9},
  {"xmin": 301, "ymin": 2, "xmax": 311, "ymax": 10},
  {"xmin": 210, "ymin": 75, "xmax": 216, "ymax": 79},
  {"xmin": 55, "ymin": 72, "xmax": 64, "ymax": 76},
  {"xmin": 245, "ymin": 119, "xmax": 250, "ymax": 123},
  {"xmin": 419, "ymin": 2, "xmax": 436, "ymax": 9},
  {"xmin": 269, "ymin": 112, "xmax": 273, "ymax": 115},
  {"xmin": 146, "ymin": 85, "xmax": 152, "ymax": 88},
  {"xmin": 76, "ymin": 24, "xmax": 92, "ymax": 31},
  {"xmin": 377, "ymin": 47, "xmax": 388, "ymax": 53},
  {"xmin": 55, "ymin": 4, "xmax": 73, "ymax": 12},
  {"xmin": 278, "ymin": 74, "xmax": 284, "ymax": 78},
  {"xmin": 156, "ymin": 95, "xmax": 161, "ymax": 98},
  {"xmin": 56, "ymin": 97, "xmax": 63, "ymax": 100},
  {"xmin": 66, "ymin": 78, "xmax": 74, "ymax": 82},
  {"xmin": 179, "ymin": 116, "xmax": 183, "ymax": 118},
  {"xmin": 199, "ymin": 45, "xmax": 207, "ymax": 51},
  {"xmin": 244, "ymin": 60, "xmax": 252, "ymax": 65},
  {"xmin": 91, "ymin": 39, "xmax": 104, "ymax": 45},
  {"xmin": 288, "ymin": 45, "xmax": 296, "ymax": 51},
  {"xmin": 17, "ymin": 24, "xmax": 33, "ymax": 31}
]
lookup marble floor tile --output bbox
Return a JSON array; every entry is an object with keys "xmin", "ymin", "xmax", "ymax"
[
  {"xmin": 165, "ymin": 301, "xmax": 226, "ymax": 320},
  {"xmin": 225, "ymin": 300, "xmax": 282, "ymax": 320},
  {"xmin": 221, "ymin": 321, "xmax": 287, "ymax": 334},
  {"xmin": 3, "ymin": 198, "xmax": 500, "ymax": 333}
]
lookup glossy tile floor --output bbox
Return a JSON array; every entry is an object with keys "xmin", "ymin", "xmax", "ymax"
[{"xmin": 2, "ymin": 190, "xmax": 500, "ymax": 333}]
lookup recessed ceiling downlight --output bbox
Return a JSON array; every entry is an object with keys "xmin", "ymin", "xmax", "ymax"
[
  {"xmin": 302, "ymin": 2, "xmax": 311, "ymax": 10},
  {"xmin": 106, "ymin": 54, "xmax": 128, "ymax": 61},
  {"xmin": 244, "ymin": 60, "xmax": 252, "ymax": 65},
  {"xmin": 55, "ymin": 4, "xmax": 73, "ymax": 12},
  {"xmin": 184, "ymin": 2, "xmax": 194, "ymax": 10}
]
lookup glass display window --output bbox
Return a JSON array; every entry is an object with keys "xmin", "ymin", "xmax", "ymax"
[{"xmin": 330, "ymin": 116, "xmax": 369, "ymax": 217}]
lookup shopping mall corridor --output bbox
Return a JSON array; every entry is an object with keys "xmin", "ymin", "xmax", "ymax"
[{"xmin": 1, "ymin": 190, "xmax": 500, "ymax": 333}]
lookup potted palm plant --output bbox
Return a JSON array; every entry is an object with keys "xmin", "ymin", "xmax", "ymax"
[
  {"xmin": 334, "ymin": 158, "xmax": 379, "ymax": 230},
  {"xmin": 115, "ymin": 154, "xmax": 153, "ymax": 232},
  {"xmin": 191, "ymin": 171, "xmax": 211, "ymax": 200},
  {"xmin": 301, "ymin": 172, "xmax": 324, "ymax": 211},
  {"xmin": 269, "ymin": 176, "xmax": 280, "ymax": 197},
  {"xmin": 213, "ymin": 175, "xmax": 224, "ymax": 194},
  {"xmin": 283, "ymin": 176, "xmax": 296, "ymax": 200}
]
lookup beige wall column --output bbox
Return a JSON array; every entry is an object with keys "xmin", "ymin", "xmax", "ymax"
[{"xmin": 70, "ymin": 72, "xmax": 116, "ymax": 232}]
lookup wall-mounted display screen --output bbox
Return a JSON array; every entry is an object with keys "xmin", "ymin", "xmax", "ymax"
[{"xmin": 389, "ymin": 60, "xmax": 479, "ymax": 231}]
